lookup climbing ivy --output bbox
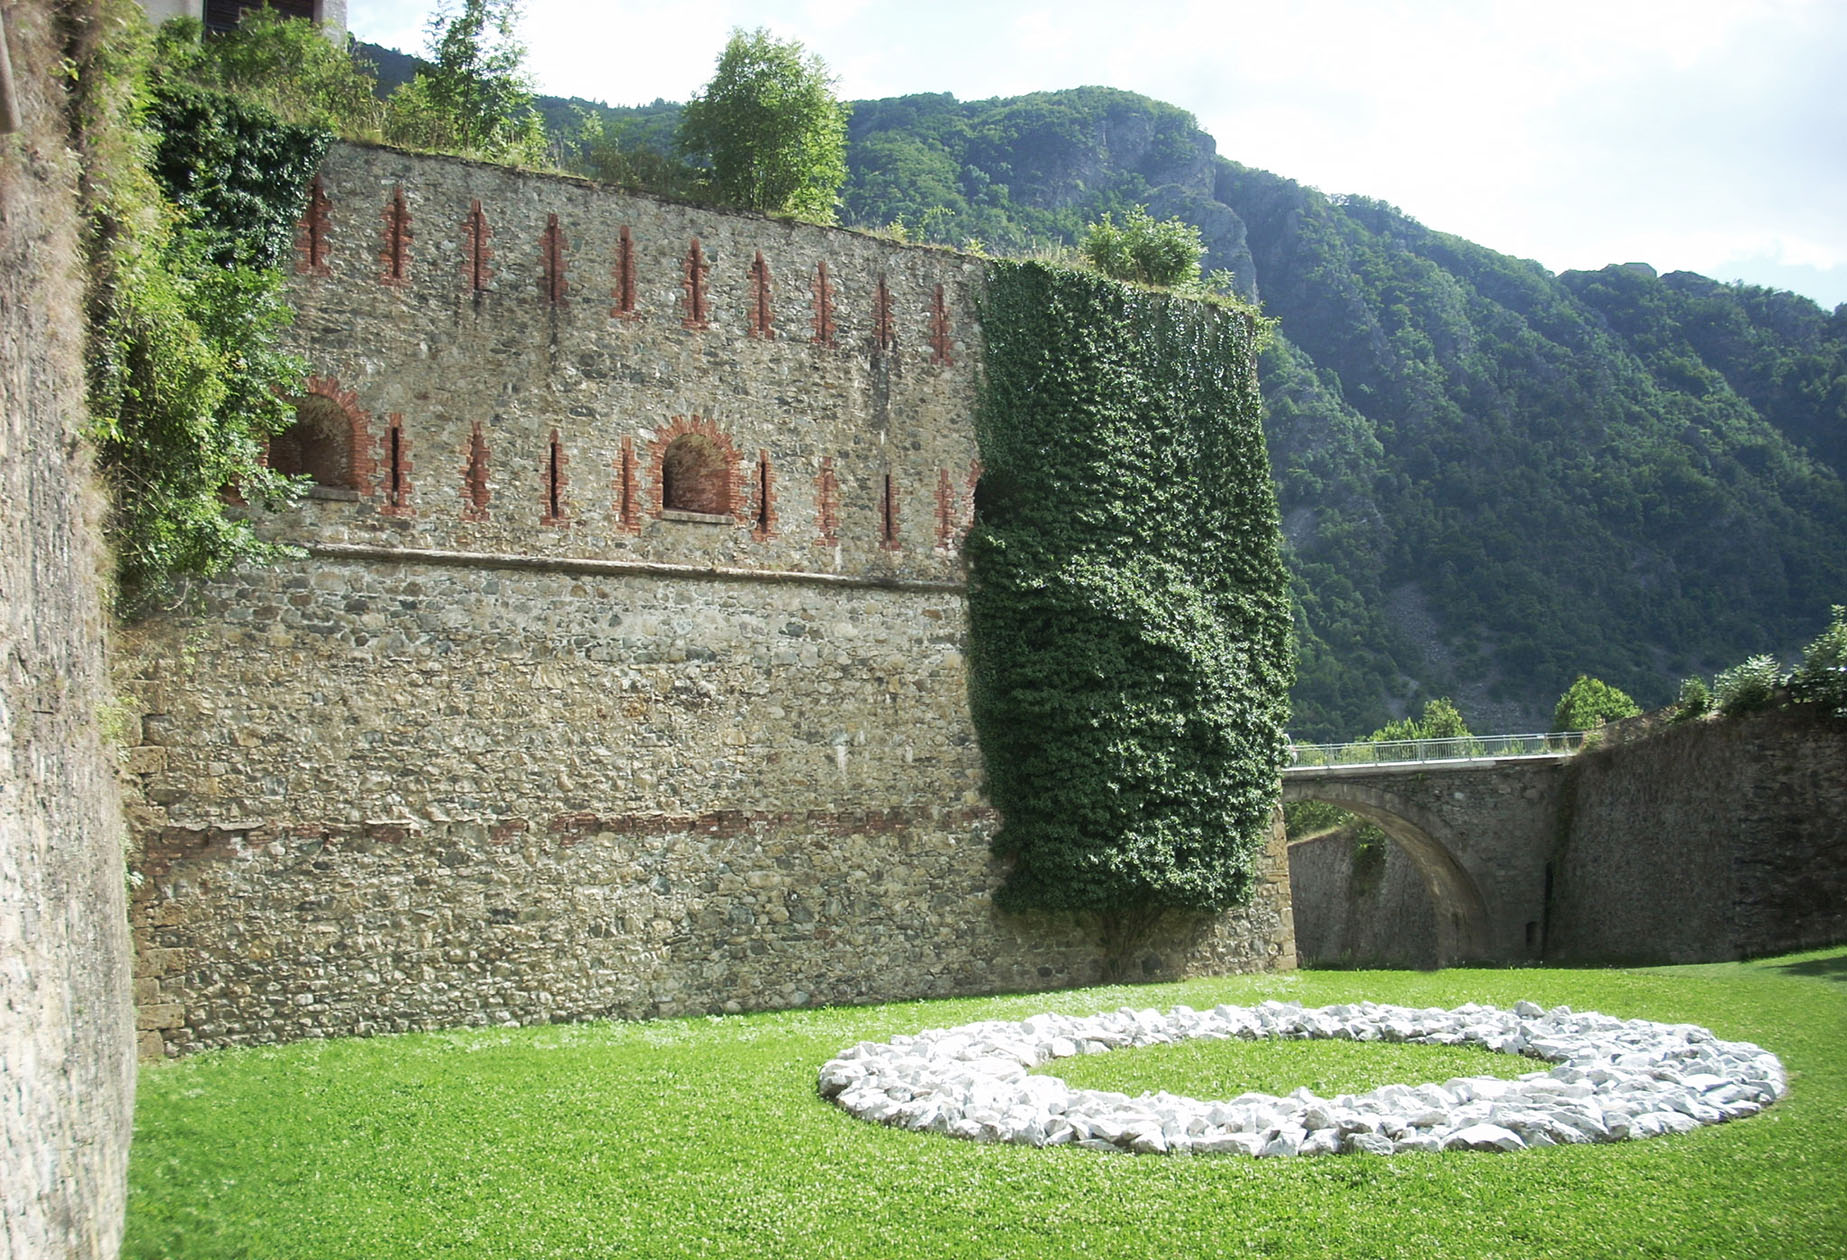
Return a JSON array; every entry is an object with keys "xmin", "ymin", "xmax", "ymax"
[
  {"xmin": 967, "ymin": 261, "xmax": 1294, "ymax": 934},
  {"xmin": 71, "ymin": 0, "xmax": 329, "ymax": 611},
  {"xmin": 146, "ymin": 82, "xmax": 330, "ymax": 270}
]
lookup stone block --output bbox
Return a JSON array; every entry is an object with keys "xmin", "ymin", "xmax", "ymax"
[
  {"xmin": 124, "ymin": 745, "xmax": 168, "ymax": 775},
  {"xmin": 136, "ymin": 1004, "xmax": 185, "ymax": 1031}
]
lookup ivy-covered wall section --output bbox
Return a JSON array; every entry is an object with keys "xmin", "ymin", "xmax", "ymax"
[
  {"xmin": 76, "ymin": 0, "xmax": 329, "ymax": 612},
  {"xmin": 968, "ymin": 261, "xmax": 1294, "ymax": 922},
  {"xmin": 148, "ymin": 83, "xmax": 329, "ymax": 269}
]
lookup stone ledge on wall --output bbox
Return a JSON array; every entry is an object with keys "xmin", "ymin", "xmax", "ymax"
[{"xmin": 298, "ymin": 539, "xmax": 969, "ymax": 594}]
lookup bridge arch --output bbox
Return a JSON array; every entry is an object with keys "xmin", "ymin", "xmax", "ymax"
[{"xmin": 1281, "ymin": 779, "xmax": 1492, "ymax": 965}]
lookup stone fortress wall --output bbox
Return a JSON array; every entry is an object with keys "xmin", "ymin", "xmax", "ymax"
[
  {"xmin": 1286, "ymin": 833, "xmax": 1439, "ymax": 969},
  {"xmin": 1547, "ymin": 706, "xmax": 1847, "ymax": 964},
  {"xmin": 123, "ymin": 143, "xmax": 1295, "ymax": 1057}
]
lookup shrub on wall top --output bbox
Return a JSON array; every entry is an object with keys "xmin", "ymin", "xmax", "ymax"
[
  {"xmin": 74, "ymin": 1, "xmax": 327, "ymax": 611},
  {"xmin": 1791, "ymin": 605, "xmax": 1847, "ymax": 719},
  {"xmin": 1552, "ymin": 675, "xmax": 1642, "ymax": 732},
  {"xmin": 1713, "ymin": 655, "xmax": 1783, "ymax": 716}
]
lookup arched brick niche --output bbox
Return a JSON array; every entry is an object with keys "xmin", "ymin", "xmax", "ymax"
[
  {"xmin": 648, "ymin": 416, "xmax": 741, "ymax": 520},
  {"xmin": 269, "ymin": 377, "xmax": 372, "ymax": 496}
]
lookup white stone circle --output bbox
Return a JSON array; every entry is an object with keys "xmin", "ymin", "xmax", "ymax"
[{"xmin": 819, "ymin": 1000, "xmax": 1785, "ymax": 1156}]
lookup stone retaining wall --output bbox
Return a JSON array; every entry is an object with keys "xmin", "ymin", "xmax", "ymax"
[
  {"xmin": 1286, "ymin": 830, "xmax": 1439, "ymax": 969},
  {"xmin": 1549, "ymin": 707, "xmax": 1847, "ymax": 963},
  {"xmin": 1283, "ymin": 708, "xmax": 1847, "ymax": 969},
  {"xmin": 125, "ymin": 555, "xmax": 1294, "ymax": 1053}
]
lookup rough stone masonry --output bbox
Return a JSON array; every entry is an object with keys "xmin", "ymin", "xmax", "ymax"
[
  {"xmin": 1, "ymin": 4, "xmax": 137, "ymax": 1254},
  {"xmin": 122, "ymin": 142, "xmax": 1295, "ymax": 1056}
]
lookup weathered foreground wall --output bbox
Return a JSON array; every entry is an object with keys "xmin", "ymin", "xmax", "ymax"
[
  {"xmin": 0, "ymin": 4, "xmax": 136, "ymax": 1255},
  {"xmin": 123, "ymin": 143, "xmax": 1294, "ymax": 1055},
  {"xmin": 1548, "ymin": 707, "xmax": 1847, "ymax": 964}
]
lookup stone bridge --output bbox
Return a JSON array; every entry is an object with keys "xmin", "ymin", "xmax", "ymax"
[{"xmin": 1280, "ymin": 754, "xmax": 1574, "ymax": 964}]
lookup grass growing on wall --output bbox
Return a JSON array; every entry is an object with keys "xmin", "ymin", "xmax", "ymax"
[
  {"xmin": 966, "ymin": 261, "xmax": 1294, "ymax": 930},
  {"xmin": 124, "ymin": 948, "xmax": 1847, "ymax": 1259}
]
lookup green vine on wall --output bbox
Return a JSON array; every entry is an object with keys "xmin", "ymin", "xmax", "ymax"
[
  {"xmin": 967, "ymin": 261, "xmax": 1294, "ymax": 952},
  {"xmin": 147, "ymin": 82, "xmax": 329, "ymax": 270},
  {"xmin": 69, "ymin": 0, "xmax": 328, "ymax": 612}
]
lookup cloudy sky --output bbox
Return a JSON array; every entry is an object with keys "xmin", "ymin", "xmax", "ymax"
[{"xmin": 350, "ymin": 0, "xmax": 1847, "ymax": 310}]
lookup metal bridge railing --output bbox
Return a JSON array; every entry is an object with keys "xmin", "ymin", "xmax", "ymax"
[{"xmin": 1286, "ymin": 731, "xmax": 1589, "ymax": 769}]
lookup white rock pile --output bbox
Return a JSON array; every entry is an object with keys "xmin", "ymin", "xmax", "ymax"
[{"xmin": 819, "ymin": 1001, "xmax": 1785, "ymax": 1156}]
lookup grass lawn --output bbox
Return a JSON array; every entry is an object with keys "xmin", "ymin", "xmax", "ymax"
[{"xmin": 125, "ymin": 946, "xmax": 1847, "ymax": 1259}]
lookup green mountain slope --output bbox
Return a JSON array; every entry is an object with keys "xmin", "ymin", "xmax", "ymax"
[{"xmin": 838, "ymin": 90, "xmax": 1846, "ymax": 738}]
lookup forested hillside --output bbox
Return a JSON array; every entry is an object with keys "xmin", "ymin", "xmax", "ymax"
[
  {"xmin": 835, "ymin": 89, "xmax": 1847, "ymax": 738},
  {"xmin": 365, "ymin": 44, "xmax": 1846, "ymax": 739}
]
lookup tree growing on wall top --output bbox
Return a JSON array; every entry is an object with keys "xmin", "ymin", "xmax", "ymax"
[
  {"xmin": 151, "ymin": 7, "xmax": 381, "ymax": 135},
  {"xmin": 1551, "ymin": 676, "xmax": 1641, "ymax": 732},
  {"xmin": 1791, "ymin": 605, "xmax": 1847, "ymax": 719},
  {"xmin": 1082, "ymin": 206, "xmax": 1205, "ymax": 289},
  {"xmin": 384, "ymin": 0, "xmax": 546, "ymax": 166},
  {"xmin": 1366, "ymin": 697, "xmax": 1471, "ymax": 743},
  {"xmin": 677, "ymin": 28, "xmax": 850, "ymax": 223}
]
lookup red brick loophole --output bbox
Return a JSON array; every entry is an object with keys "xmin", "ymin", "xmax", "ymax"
[
  {"xmin": 751, "ymin": 450, "xmax": 776, "ymax": 540},
  {"xmin": 873, "ymin": 274, "xmax": 896, "ymax": 353},
  {"xmin": 749, "ymin": 250, "xmax": 775, "ymax": 339},
  {"xmin": 934, "ymin": 468, "xmax": 957, "ymax": 550},
  {"xmin": 461, "ymin": 422, "xmax": 492, "ymax": 521},
  {"xmin": 814, "ymin": 457, "xmax": 840, "ymax": 546},
  {"xmin": 880, "ymin": 471, "xmax": 901, "ymax": 550},
  {"xmin": 380, "ymin": 185, "xmax": 412, "ymax": 287},
  {"xmin": 682, "ymin": 238, "xmax": 711, "ymax": 329},
  {"xmin": 540, "ymin": 214, "xmax": 569, "ymax": 305},
  {"xmin": 611, "ymin": 225, "xmax": 638, "ymax": 319},
  {"xmin": 614, "ymin": 435, "xmax": 642, "ymax": 533},
  {"xmin": 812, "ymin": 261, "xmax": 836, "ymax": 346},
  {"xmin": 463, "ymin": 199, "xmax": 494, "ymax": 294},
  {"xmin": 379, "ymin": 413, "xmax": 415, "ymax": 516},
  {"xmin": 930, "ymin": 284, "xmax": 954, "ymax": 365},
  {"xmin": 541, "ymin": 428, "xmax": 570, "ymax": 525},
  {"xmin": 295, "ymin": 175, "xmax": 332, "ymax": 276}
]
